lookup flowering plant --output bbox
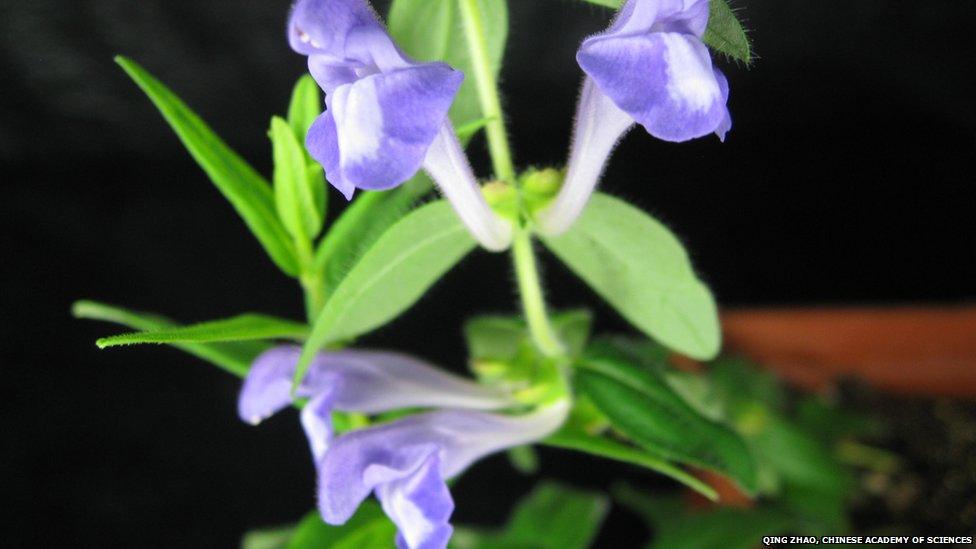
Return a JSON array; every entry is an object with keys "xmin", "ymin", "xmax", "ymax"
[{"xmin": 74, "ymin": 0, "xmax": 788, "ymax": 547}]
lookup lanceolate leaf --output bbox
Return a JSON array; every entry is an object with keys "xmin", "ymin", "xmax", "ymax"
[
  {"xmin": 388, "ymin": 0, "xmax": 508, "ymax": 137},
  {"xmin": 271, "ymin": 116, "xmax": 324, "ymax": 239},
  {"xmin": 115, "ymin": 56, "xmax": 300, "ymax": 276},
  {"xmin": 72, "ymin": 300, "xmax": 265, "ymax": 378},
  {"xmin": 95, "ymin": 313, "xmax": 309, "ymax": 349},
  {"xmin": 544, "ymin": 425, "xmax": 719, "ymax": 500},
  {"xmin": 313, "ymin": 175, "xmax": 432, "ymax": 295},
  {"xmin": 286, "ymin": 74, "xmax": 321, "ymax": 143},
  {"xmin": 574, "ymin": 0, "xmax": 752, "ymax": 64},
  {"xmin": 576, "ymin": 350, "xmax": 757, "ymax": 492},
  {"xmin": 541, "ymin": 193, "xmax": 721, "ymax": 360},
  {"xmin": 296, "ymin": 200, "xmax": 477, "ymax": 385}
]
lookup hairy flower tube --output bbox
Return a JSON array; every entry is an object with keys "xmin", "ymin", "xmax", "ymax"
[
  {"xmin": 290, "ymin": 0, "xmax": 512, "ymax": 250},
  {"xmin": 536, "ymin": 0, "xmax": 732, "ymax": 235},
  {"xmin": 239, "ymin": 346, "xmax": 568, "ymax": 549}
]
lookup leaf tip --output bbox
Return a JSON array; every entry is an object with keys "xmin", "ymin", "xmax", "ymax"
[{"xmin": 70, "ymin": 300, "xmax": 91, "ymax": 319}]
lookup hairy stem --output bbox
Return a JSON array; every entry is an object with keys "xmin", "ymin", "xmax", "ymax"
[
  {"xmin": 512, "ymin": 229, "xmax": 564, "ymax": 357},
  {"xmin": 458, "ymin": 0, "xmax": 516, "ymax": 184},
  {"xmin": 296, "ymin": 236, "xmax": 325, "ymax": 323}
]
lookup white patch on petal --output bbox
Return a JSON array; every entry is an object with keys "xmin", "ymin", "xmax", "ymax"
[
  {"xmin": 660, "ymin": 33, "xmax": 720, "ymax": 113},
  {"xmin": 382, "ymin": 479, "xmax": 434, "ymax": 547},
  {"xmin": 333, "ymin": 78, "xmax": 384, "ymax": 167}
]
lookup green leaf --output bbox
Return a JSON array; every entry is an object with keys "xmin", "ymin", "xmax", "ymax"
[
  {"xmin": 544, "ymin": 425, "xmax": 718, "ymax": 501},
  {"xmin": 286, "ymin": 504, "xmax": 394, "ymax": 549},
  {"xmin": 388, "ymin": 0, "xmax": 508, "ymax": 137},
  {"xmin": 614, "ymin": 487, "xmax": 794, "ymax": 549},
  {"xmin": 541, "ymin": 193, "xmax": 720, "ymax": 360},
  {"xmin": 286, "ymin": 74, "xmax": 321, "ymax": 143},
  {"xmin": 241, "ymin": 525, "xmax": 295, "ymax": 549},
  {"xmin": 507, "ymin": 446, "xmax": 540, "ymax": 475},
  {"xmin": 296, "ymin": 200, "xmax": 477, "ymax": 384},
  {"xmin": 465, "ymin": 310, "xmax": 592, "ymax": 362},
  {"xmin": 502, "ymin": 482, "xmax": 608, "ymax": 549},
  {"xmin": 313, "ymin": 175, "xmax": 432, "ymax": 296},
  {"xmin": 72, "ymin": 300, "xmax": 265, "ymax": 378},
  {"xmin": 95, "ymin": 313, "xmax": 308, "ymax": 349},
  {"xmin": 703, "ymin": 0, "xmax": 752, "ymax": 64},
  {"xmin": 241, "ymin": 503, "xmax": 395, "ymax": 549},
  {"xmin": 576, "ymin": 0, "xmax": 619, "ymax": 7},
  {"xmin": 455, "ymin": 117, "xmax": 495, "ymax": 143},
  {"xmin": 453, "ymin": 482, "xmax": 608, "ymax": 549},
  {"xmin": 574, "ymin": 0, "xmax": 752, "ymax": 64},
  {"xmin": 576, "ymin": 349, "xmax": 757, "ymax": 493},
  {"xmin": 271, "ymin": 116, "xmax": 324, "ymax": 239},
  {"xmin": 115, "ymin": 56, "xmax": 300, "ymax": 276}
]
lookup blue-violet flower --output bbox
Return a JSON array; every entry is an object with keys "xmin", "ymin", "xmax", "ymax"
[
  {"xmin": 240, "ymin": 346, "xmax": 567, "ymax": 549},
  {"xmin": 289, "ymin": 0, "xmax": 512, "ymax": 250},
  {"xmin": 537, "ymin": 0, "xmax": 731, "ymax": 235}
]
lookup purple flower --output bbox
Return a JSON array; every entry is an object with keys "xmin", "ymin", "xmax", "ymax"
[
  {"xmin": 240, "ymin": 346, "xmax": 567, "ymax": 549},
  {"xmin": 537, "ymin": 0, "xmax": 731, "ymax": 235},
  {"xmin": 289, "ymin": 0, "xmax": 511, "ymax": 250}
]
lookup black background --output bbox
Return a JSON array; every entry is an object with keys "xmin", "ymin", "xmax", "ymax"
[{"xmin": 2, "ymin": 0, "xmax": 974, "ymax": 547}]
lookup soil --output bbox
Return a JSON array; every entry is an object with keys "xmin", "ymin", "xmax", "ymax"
[{"xmin": 842, "ymin": 385, "xmax": 976, "ymax": 536}]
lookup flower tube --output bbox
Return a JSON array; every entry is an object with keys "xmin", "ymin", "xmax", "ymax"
[
  {"xmin": 290, "ymin": 0, "xmax": 512, "ymax": 250},
  {"xmin": 239, "ymin": 346, "xmax": 567, "ymax": 548},
  {"xmin": 536, "ymin": 0, "xmax": 731, "ymax": 235}
]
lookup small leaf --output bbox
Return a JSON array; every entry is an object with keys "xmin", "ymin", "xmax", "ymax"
[
  {"xmin": 544, "ymin": 425, "xmax": 718, "ymax": 501},
  {"xmin": 286, "ymin": 74, "xmax": 321, "ymax": 143},
  {"xmin": 576, "ymin": 348, "xmax": 757, "ymax": 492},
  {"xmin": 271, "ymin": 116, "xmax": 323, "ymax": 239},
  {"xmin": 72, "ymin": 300, "xmax": 264, "ymax": 378},
  {"xmin": 296, "ymin": 200, "xmax": 477, "ymax": 385},
  {"xmin": 464, "ymin": 310, "xmax": 592, "ymax": 362},
  {"xmin": 507, "ymin": 446, "xmax": 540, "ymax": 475},
  {"xmin": 576, "ymin": 0, "xmax": 620, "ymax": 7},
  {"xmin": 241, "ymin": 524, "xmax": 294, "ymax": 549},
  {"xmin": 454, "ymin": 482, "xmax": 609, "ymax": 549},
  {"xmin": 703, "ymin": 0, "xmax": 753, "ymax": 64},
  {"xmin": 455, "ymin": 117, "xmax": 495, "ymax": 143},
  {"xmin": 501, "ymin": 482, "xmax": 608, "ymax": 549},
  {"xmin": 388, "ymin": 0, "xmax": 508, "ymax": 138},
  {"xmin": 614, "ymin": 486, "xmax": 795, "ymax": 549},
  {"xmin": 286, "ymin": 504, "xmax": 394, "ymax": 549},
  {"xmin": 313, "ymin": 175, "xmax": 432, "ymax": 296},
  {"xmin": 541, "ymin": 193, "xmax": 720, "ymax": 360},
  {"xmin": 574, "ymin": 0, "xmax": 752, "ymax": 64},
  {"xmin": 95, "ymin": 313, "xmax": 308, "ymax": 349},
  {"xmin": 115, "ymin": 56, "xmax": 300, "ymax": 276}
]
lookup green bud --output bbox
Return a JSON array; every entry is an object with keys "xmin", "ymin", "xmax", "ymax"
[
  {"xmin": 521, "ymin": 167, "xmax": 563, "ymax": 196},
  {"xmin": 519, "ymin": 167, "xmax": 566, "ymax": 217},
  {"xmin": 482, "ymin": 180, "xmax": 519, "ymax": 221}
]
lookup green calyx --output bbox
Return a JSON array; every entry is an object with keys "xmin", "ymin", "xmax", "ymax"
[
  {"xmin": 519, "ymin": 167, "xmax": 565, "ymax": 221},
  {"xmin": 470, "ymin": 336, "xmax": 569, "ymax": 407},
  {"xmin": 482, "ymin": 167, "xmax": 566, "ymax": 226},
  {"xmin": 482, "ymin": 180, "xmax": 520, "ymax": 221}
]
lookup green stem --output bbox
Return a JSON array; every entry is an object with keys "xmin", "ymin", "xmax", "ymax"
[
  {"xmin": 295, "ymin": 236, "xmax": 325, "ymax": 323},
  {"xmin": 512, "ymin": 229, "xmax": 564, "ymax": 357},
  {"xmin": 457, "ymin": 0, "xmax": 563, "ymax": 359},
  {"xmin": 457, "ymin": 0, "xmax": 516, "ymax": 184}
]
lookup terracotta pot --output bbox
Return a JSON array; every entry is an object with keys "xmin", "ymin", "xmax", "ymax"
[{"xmin": 720, "ymin": 305, "xmax": 976, "ymax": 397}]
